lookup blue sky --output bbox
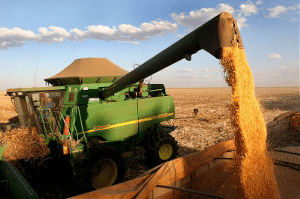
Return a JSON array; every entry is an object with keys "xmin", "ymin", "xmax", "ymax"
[{"xmin": 0, "ymin": 0, "xmax": 299, "ymax": 90}]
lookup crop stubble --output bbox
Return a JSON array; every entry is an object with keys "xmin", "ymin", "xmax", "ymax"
[{"xmin": 166, "ymin": 87, "xmax": 299, "ymax": 156}]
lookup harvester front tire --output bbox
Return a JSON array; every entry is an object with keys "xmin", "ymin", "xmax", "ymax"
[
  {"xmin": 89, "ymin": 144, "xmax": 125, "ymax": 189},
  {"xmin": 145, "ymin": 130, "xmax": 179, "ymax": 167}
]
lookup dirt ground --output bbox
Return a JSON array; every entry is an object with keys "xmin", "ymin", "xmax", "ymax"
[{"xmin": 166, "ymin": 87, "xmax": 300, "ymax": 156}]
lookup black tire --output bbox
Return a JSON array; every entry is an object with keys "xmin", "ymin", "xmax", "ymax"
[
  {"xmin": 145, "ymin": 127, "xmax": 179, "ymax": 167},
  {"xmin": 88, "ymin": 143, "xmax": 125, "ymax": 189}
]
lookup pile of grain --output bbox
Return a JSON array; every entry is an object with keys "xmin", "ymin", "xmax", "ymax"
[
  {"xmin": 0, "ymin": 127, "xmax": 49, "ymax": 161},
  {"xmin": 220, "ymin": 47, "xmax": 280, "ymax": 198}
]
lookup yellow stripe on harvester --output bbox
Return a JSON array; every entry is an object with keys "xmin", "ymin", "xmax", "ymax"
[{"xmin": 81, "ymin": 112, "xmax": 174, "ymax": 134}]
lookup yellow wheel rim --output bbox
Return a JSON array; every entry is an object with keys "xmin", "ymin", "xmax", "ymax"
[
  {"xmin": 159, "ymin": 144, "xmax": 173, "ymax": 160},
  {"xmin": 91, "ymin": 159, "xmax": 118, "ymax": 189}
]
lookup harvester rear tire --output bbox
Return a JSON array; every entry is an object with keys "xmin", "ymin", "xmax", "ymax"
[
  {"xmin": 89, "ymin": 143, "xmax": 125, "ymax": 189},
  {"xmin": 145, "ymin": 128, "xmax": 179, "ymax": 167}
]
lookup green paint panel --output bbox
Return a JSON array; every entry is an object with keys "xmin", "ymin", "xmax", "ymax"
[
  {"xmin": 138, "ymin": 96, "xmax": 175, "ymax": 133},
  {"xmin": 70, "ymin": 99, "xmax": 138, "ymax": 141}
]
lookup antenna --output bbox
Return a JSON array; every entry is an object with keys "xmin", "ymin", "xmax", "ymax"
[{"xmin": 34, "ymin": 54, "xmax": 39, "ymax": 87}]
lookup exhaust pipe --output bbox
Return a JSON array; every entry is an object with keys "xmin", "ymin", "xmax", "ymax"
[{"xmin": 102, "ymin": 12, "xmax": 243, "ymax": 99}]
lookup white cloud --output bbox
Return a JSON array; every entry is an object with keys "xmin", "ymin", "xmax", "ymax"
[
  {"xmin": 70, "ymin": 20, "xmax": 177, "ymax": 42},
  {"xmin": 171, "ymin": 2, "xmax": 259, "ymax": 30},
  {"xmin": 82, "ymin": 25, "xmax": 118, "ymax": 41},
  {"xmin": 236, "ymin": 1, "xmax": 259, "ymax": 28},
  {"xmin": 236, "ymin": 17, "xmax": 248, "ymax": 29},
  {"xmin": 267, "ymin": 4, "xmax": 299, "ymax": 18},
  {"xmin": 119, "ymin": 24, "xmax": 141, "ymax": 34},
  {"xmin": 70, "ymin": 28, "xmax": 84, "ymax": 37},
  {"xmin": 171, "ymin": 4, "xmax": 235, "ymax": 29},
  {"xmin": 138, "ymin": 20, "xmax": 178, "ymax": 38},
  {"xmin": 290, "ymin": 4, "xmax": 300, "ymax": 11},
  {"xmin": 239, "ymin": 2, "xmax": 258, "ymax": 16},
  {"xmin": 256, "ymin": 1, "xmax": 263, "ymax": 5},
  {"xmin": 36, "ymin": 26, "xmax": 70, "ymax": 43},
  {"xmin": 87, "ymin": 25, "xmax": 117, "ymax": 36},
  {"xmin": 69, "ymin": 28, "xmax": 85, "ymax": 41},
  {"xmin": 0, "ymin": 27, "xmax": 36, "ymax": 49},
  {"xmin": 269, "ymin": 53, "xmax": 282, "ymax": 59},
  {"xmin": 0, "ymin": 27, "xmax": 36, "ymax": 40},
  {"xmin": 268, "ymin": 5, "xmax": 289, "ymax": 18},
  {"xmin": 0, "ymin": 20, "xmax": 178, "ymax": 50}
]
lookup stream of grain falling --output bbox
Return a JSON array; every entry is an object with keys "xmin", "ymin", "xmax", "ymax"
[{"xmin": 220, "ymin": 47, "xmax": 281, "ymax": 199}]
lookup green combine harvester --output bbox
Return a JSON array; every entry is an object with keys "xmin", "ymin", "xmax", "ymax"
[
  {"xmin": 5, "ymin": 57, "xmax": 178, "ymax": 189},
  {"xmin": 1, "ymin": 12, "xmax": 244, "ymax": 198}
]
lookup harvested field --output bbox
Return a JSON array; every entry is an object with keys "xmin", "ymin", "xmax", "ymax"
[
  {"xmin": 1, "ymin": 88, "xmax": 299, "ymax": 157},
  {"xmin": 0, "ymin": 92, "xmax": 18, "ymax": 125},
  {"xmin": 167, "ymin": 87, "xmax": 299, "ymax": 156}
]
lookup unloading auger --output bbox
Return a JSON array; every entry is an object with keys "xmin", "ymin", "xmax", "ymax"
[{"xmin": 102, "ymin": 12, "xmax": 244, "ymax": 99}]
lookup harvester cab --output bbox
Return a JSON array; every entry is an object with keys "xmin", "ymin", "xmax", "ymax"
[{"xmin": 5, "ymin": 12, "xmax": 244, "ymax": 192}]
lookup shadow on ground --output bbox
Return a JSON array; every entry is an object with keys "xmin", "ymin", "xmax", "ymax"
[
  {"xmin": 260, "ymin": 94, "xmax": 300, "ymax": 112},
  {"xmin": 0, "ymin": 116, "xmax": 20, "ymax": 131}
]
